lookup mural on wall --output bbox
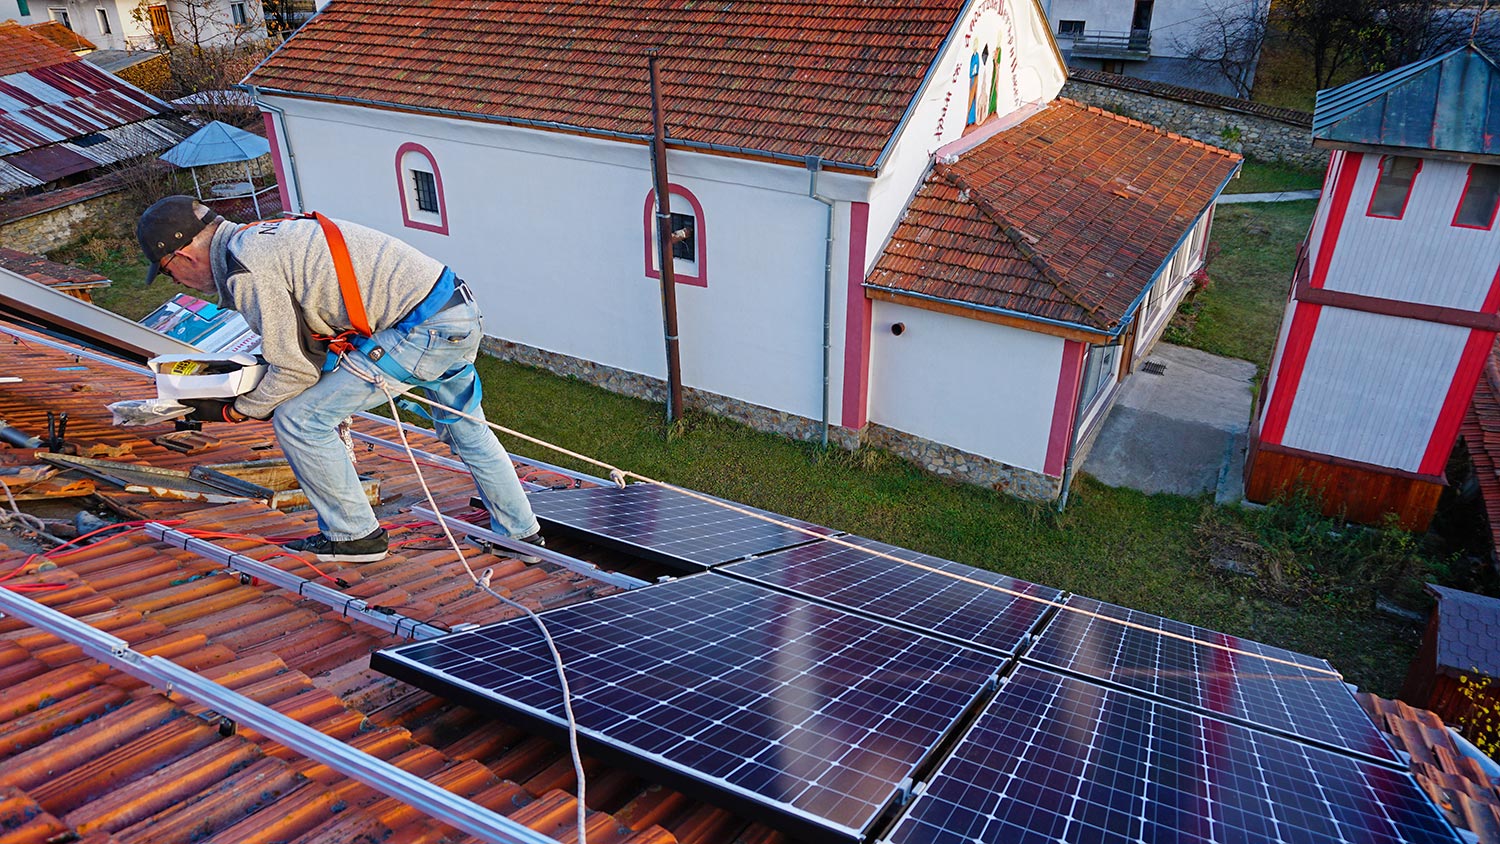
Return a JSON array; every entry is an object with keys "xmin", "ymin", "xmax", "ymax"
[{"xmin": 934, "ymin": 0, "xmax": 1059, "ymax": 142}]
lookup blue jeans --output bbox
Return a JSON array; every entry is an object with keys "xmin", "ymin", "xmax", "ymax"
[{"xmin": 272, "ymin": 294, "xmax": 540, "ymax": 542}]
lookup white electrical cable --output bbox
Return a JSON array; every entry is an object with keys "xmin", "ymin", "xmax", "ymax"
[{"xmin": 369, "ymin": 377, "xmax": 591, "ymax": 844}]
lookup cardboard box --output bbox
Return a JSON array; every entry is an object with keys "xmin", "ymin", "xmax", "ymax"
[{"xmin": 149, "ymin": 353, "xmax": 266, "ymax": 400}]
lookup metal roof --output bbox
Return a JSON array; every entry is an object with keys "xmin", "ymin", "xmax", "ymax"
[
  {"xmin": 1313, "ymin": 45, "xmax": 1500, "ymax": 156},
  {"xmin": 0, "ymin": 58, "xmax": 172, "ymax": 156},
  {"xmin": 161, "ymin": 119, "xmax": 270, "ymax": 167}
]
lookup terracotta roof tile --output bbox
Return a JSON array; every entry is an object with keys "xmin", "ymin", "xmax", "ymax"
[
  {"xmin": 0, "ymin": 21, "xmax": 79, "ymax": 76},
  {"xmin": 0, "ymin": 320, "xmax": 758, "ymax": 844},
  {"xmin": 243, "ymin": 0, "xmax": 969, "ymax": 168},
  {"xmin": 868, "ymin": 98, "xmax": 1241, "ymax": 331},
  {"xmin": 0, "ymin": 248, "xmax": 109, "ymax": 292},
  {"xmin": 26, "ymin": 21, "xmax": 96, "ymax": 54}
]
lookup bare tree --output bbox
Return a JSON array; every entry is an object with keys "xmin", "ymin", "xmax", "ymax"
[
  {"xmin": 1173, "ymin": 0, "xmax": 1272, "ymax": 97},
  {"xmin": 1273, "ymin": 0, "xmax": 1375, "ymax": 88}
]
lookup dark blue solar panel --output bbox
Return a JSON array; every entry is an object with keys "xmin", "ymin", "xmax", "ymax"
[
  {"xmin": 374, "ymin": 576, "xmax": 1003, "ymax": 842},
  {"xmin": 1025, "ymin": 595, "xmax": 1400, "ymax": 764},
  {"xmin": 885, "ymin": 666, "xmax": 1461, "ymax": 844},
  {"xmin": 721, "ymin": 535, "xmax": 1059, "ymax": 655},
  {"xmin": 527, "ymin": 483, "xmax": 836, "ymax": 570}
]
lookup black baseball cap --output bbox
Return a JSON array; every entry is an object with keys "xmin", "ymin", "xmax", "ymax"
[{"xmin": 137, "ymin": 195, "xmax": 218, "ymax": 283}]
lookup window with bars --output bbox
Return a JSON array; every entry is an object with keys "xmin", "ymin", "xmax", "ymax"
[
  {"xmin": 412, "ymin": 170, "xmax": 439, "ymax": 213},
  {"xmin": 670, "ymin": 212, "xmax": 695, "ymax": 262}
]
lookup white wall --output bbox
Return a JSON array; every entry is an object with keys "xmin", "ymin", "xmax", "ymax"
[
  {"xmin": 868, "ymin": 300, "xmax": 1065, "ymax": 473},
  {"xmin": 265, "ymin": 97, "xmax": 873, "ymax": 425},
  {"xmin": 1324, "ymin": 154, "xmax": 1500, "ymax": 311}
]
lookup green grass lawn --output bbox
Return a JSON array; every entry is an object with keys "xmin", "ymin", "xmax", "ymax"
[
  {"xmin": 1224, "ymin": 160, "xmax": 1325, "ymax": 195},
  {"xmin": 52, "ymin": 218, "xmax": 1428, "ymax": 699},
  {"xmin": 1170, "ymin": 200, "xmax": 1316, "ymax": 372},
  {"xmin": 52, "ymin": 231, "xmax": 199, "ymax": 321}
]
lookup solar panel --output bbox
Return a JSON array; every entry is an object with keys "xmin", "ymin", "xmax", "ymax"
[
  {"xmin": 527, "ymin": 483, "xmax": 836, "ymax": 570},
  {"xmin": 721, "ymin": 535, "xmax": 1060, "ymax": 655},
  {"xmin": 373, "ymin": 576, "xmax": 1003, "ymax": 842},
  {"xmin": 1024, "ymin": 595, "xmax": 1400, "ymax": 764},
  {"xmin": 883, "ymin": 666, "xmax": 1461, "ymax": 844}
]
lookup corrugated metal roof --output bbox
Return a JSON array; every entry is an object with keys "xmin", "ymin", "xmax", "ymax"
[
  {"xmin": 0, "ymin": 158, "xmax": 43, "ymax": 191},
  {"xmin": 2, "ymin": 143, "xmax": 96, "ymax": 181},
  {"xmin": 1314, "ymin": 45, "xmax": 1500, "ymax": 156},
  {"xmin": 0, "ymin": 49, "xmax": 172, "ymax": 160},
  {"xmin": 65, "ymin": 116, "xmax": 198, "ymax": 167},
  {"xmin": 866, "ymin": 99, "xmax": 1240, "ymax": 332}
]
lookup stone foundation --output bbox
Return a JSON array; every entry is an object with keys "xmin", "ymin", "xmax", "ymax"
[{"xmin": 480, "ymin": 337, "xmax": 1061, "ymax": 499}]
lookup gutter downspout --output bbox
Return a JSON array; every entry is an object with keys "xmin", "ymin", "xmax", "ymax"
[
  {"xmin": 806, "ymin": 156, "xmax": 835, "ymax": 448},
  {"xmin": 1056, "ymin": 343, "xmax": 1095, "ymax": 511},
  {"xmin": 247, "ymin": 86, "xmax": 304, "ymax": 213}
]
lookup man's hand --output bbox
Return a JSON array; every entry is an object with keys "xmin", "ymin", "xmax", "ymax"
[{"xmin": 179, "ymin": 398, "xmax": 246, "ymax": 423}]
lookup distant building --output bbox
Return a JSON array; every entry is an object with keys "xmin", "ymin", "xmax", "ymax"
[
  {"xmin": 1047, "ymin": 0, "xmax": 1266, "ymax": 96},
  {"xmin": 8, "ymin": 0, "xmax": 266, "ymax": 50},
  {"xmin": 1246, "ymin": 46, "xmax": 1500, "ymax": 530},
  {"xmin": 27, "ymin": 19, "xmax": 95, "ymax": 54},
  {"xmin": 1402, "ymin": 584, "xmax": 1500, "ymax": 744}
]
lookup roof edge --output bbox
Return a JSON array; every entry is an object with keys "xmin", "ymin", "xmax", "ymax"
[{"xmin": 864, "ymin": 283, "xmax": 1114, "ymax": 341}]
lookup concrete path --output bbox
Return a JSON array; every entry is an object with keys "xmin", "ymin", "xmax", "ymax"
[
  {"xmin": 1081, "ymin": 343, "xmax": 1257, "ymax": 502},
  {"xmin": 1219, "ymin": 189, "xmax": 1321, "ymax": 204}
]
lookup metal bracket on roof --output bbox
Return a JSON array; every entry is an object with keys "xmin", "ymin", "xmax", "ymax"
[
  {"xmin": 410, "ymin": 506, "xmax": 650, "ymax": 591},
  {"xmin": 144, "ymin": 523, "xmax": 450, "ymax": 641},
  {"xmin": 0, "ymin": 585, "xmax": 565, "ymax": 844}
]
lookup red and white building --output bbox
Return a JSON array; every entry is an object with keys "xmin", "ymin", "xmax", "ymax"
[{"xmin": 1247, "ymin": 46, "xmax": 1500, "ymax": 529}]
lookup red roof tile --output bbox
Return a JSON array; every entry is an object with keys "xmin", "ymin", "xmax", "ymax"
[
  {"xmin": 242, "ymin": 0, "xmax": 970, "ymax": 169},
  {"xmin": 867, "ymin": 98, "xmax": 1241, "ymax": 331},
  {"xmin": 0, "ymin": 320, "xmax": 766, "ymax": 844},
  {"xmin": 1464, "ymin": 340, "xmax": 1500, "ymax": 554},
  {"xmin": 0, "ymin": 21, "xmax": 79, "ymax": 77},
  {"xmin": 0, "ymin": 247, "xmax": 109, "ymax": 290},
  {"xmin": 26, "ymin": 21, "xmax": 96, "ymax": 54}
]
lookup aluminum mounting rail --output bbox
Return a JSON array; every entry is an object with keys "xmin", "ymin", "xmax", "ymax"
[
  {"xmin": 409, "ymin": 505, "xmax": 650, "ymax": 591},
  {"xmin": 146, "ymin": 523, "xmax": 450, "ymax": 640},
  {"xmin": 0, "ymin": 320, "xmax": 156, "ymax": 377},
  {"xmin": 0, "ymin": 586, "xmax": 564, "ymax": 844}
]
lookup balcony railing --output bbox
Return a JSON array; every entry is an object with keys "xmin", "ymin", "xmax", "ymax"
[{"xmin": 1067, "ymin": 29, "xmax": 1151, "ymax": 61}]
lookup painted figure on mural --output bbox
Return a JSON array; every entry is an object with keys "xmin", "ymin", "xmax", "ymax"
[
  {"xmin": 989, "ymin": 41, "xmax": 1003, "ymax": 116},
  {"xmin": 967, "ymin": 50, "xmax": 980, "ymax": 125}
]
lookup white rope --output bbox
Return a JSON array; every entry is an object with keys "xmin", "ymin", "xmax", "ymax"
[
  {"xmin": 352, "ymin": 365, "xmax": 590, "ymax": 843},
  {"xmin": 391, "ymin": 388, "xmax": 1340, "ymax": 679},
  {"xmin": 0, "ymin": 477, "xmax": 67, "ymax": 550}
]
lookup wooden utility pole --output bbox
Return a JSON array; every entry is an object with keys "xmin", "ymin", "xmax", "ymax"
[{"xmin": 647, "ymin": 50, "xmax": 685, "ymax": 424}]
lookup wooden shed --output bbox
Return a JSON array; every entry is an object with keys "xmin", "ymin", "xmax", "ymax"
[
  {"xmin": 1246, "ymin": 46, "xmax": 1500, "ymax": 530},
  {"xmin": 1403, "ymin": 584, "xmax": 1500, "ymax": 745}
]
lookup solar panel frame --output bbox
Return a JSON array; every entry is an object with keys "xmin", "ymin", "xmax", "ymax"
[
  {"xmin": 526, "ymin": 483, "xmax": 837, "ymax": 570},
  {"xmin": 882, "ymin": 666, "xmax": 1462, "ymax": 844},
  {"xmin": 1023, "ymin": 594, "xmax": 1402, "ymax": 765},
  {"xmin": 373, "ymin": 575, "xmax": 1006, "ymax": 843},
  {"xmin": 721, "ymin": 534, "xmax": 1061, "ymax": 656}
]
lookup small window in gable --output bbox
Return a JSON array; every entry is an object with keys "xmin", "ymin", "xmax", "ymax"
[
  {"xmin": 1367, "ymin": 155, "xmax": 1421, "ymax": 219},
  {"xmin": 643, "ymin": 185, "xmax": 706, "ymax": 287},
  {"xmin": 1454, "ymin": 164, "xmax": 1500, "ymax": 230},
  {"xmin": 394, "ymin": 142, "xmax": 447, "ymax": 236},
  {"xmin": 96, "ymin": 8, "xmax": 110, "ymax": 34}
]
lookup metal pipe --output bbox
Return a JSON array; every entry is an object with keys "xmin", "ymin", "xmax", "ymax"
[
  {"xmin": 145, "ymin": 524, "xmax": 450, "ymax": 640},
  {"xmin": 1057, "ymin": 342, "xmax": 1119, "ymax": 511},
  {"xmin": 648, "ymin": 51, "xmax": 685, "ymax": 424},
  {"xmin": 0, "ymin": 587, "xmax": 564, "ymax": 844},
  {"xmin": 0, "ymin": 422, "xmax": 40, "ymax": 449},
  {"xmin": 806, "ymin": 156, "xmax": 836, "ymax": 448},
  {"xmin": 246, "ymin": 86, "xmax": 305, "ymax": 212},
  {"xmin": 410, "ymin": 507, "xmax": 650, "ymax": 591}
]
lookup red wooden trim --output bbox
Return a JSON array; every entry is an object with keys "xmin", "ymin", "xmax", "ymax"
[
  {"xmin": 1453, "ymin": 164, "xmax": 1500, "ymax": 231},
  {"xmin": 1294, "ymin": 282, "xmax": 1500, "ymax": 331},
  {"xmin": 1256, "ymin": 439, "xmax": 1447, "ymax": 484},
  {"xmin": 642, "ymin": 185, "xmax": 707, "ymax": 288},
  {"xmin": 1419, "ymin": 327, "xmax": 1498, "ymax": 474},
  {"xmin": 840, "ymin": 202, "xmax": 872, "ymax": 429},
  {"xmin": 1311, "ymin": 151, "xmax": 1362, "ymax": 289},
  {"xmin": 394, "ymin": 142, "xmax": 448, "ymax": 236},
  {"xmin": 1044, "ymin": 340, "xmax": 1087, "ymax": 477},
  {"xmin": 1260, "ymin": 302, "xmax": 1323, "ymax": 445},
  {"xmin": 262, "ymin": 112, "xmax": 291, "ymax": 214},
  {"xmin": 1365, "ymin": 155, "xmax": 1421, "ymax": 221},
  {"xmin": 1483, "ymin": 261, "xmax": 1500, "ymax": 313}
]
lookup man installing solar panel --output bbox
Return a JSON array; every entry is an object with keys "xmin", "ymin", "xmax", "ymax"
[{"xmin": 134, "ymin": 195, "xmax": 545, "ymax": 565}]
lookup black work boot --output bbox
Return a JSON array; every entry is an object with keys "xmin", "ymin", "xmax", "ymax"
[
  {"xmin": 286, "ymin": 527, "xmax": 388, "ymax": 563},
  {"xmin": 469, "ymin": 532, "xmax": 545, "ymax": 564}
]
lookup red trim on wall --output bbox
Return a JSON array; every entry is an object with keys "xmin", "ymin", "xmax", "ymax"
[
  {"xmin": 395, "ymin": 142, "xmax": 448, "ymax": 236},
  {"xmin": 1364, "ymin": 155, "xmax": 1422, "ymax": 221},
  {"xmin": 1452, "ymin": 164, "xmax": 1500, "ymax": 231},
  {"xmin": 1484, "ymin": 261, "xmax": 1500, "ymax": 314},
  {"xmin": 1044, "ymin": 340, "xmax": 1087, "ymax": 477},
  {"xmin": 1259, "ymin": 302, "xmax": 1323, "ymax": 445},
  {"xmin": 1420, "ymin": 327, "xmax": 1498, "ymax": 474},
  {"xmin": 263, "ymin": 112, "xmax": 291, "ymax": 214},
  {"xmin": 840, "ymin": 202, "xmax": 872, "ymax": 429},
  {"xmin": 1310, "ymin": 151, "xmax": 1362, "ymax": 289},
  {"xmin": 642, "ymin": 185, "xmax": 707, "ymax": 287}
]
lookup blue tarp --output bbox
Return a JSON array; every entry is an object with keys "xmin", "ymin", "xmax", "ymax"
[{"xmin": 160, "ymin": 120, "xmax": 269, "ymax": 167}]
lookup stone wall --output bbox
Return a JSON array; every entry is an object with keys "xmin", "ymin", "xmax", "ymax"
[
  {"xmin": 480, "ymin": 336, "xmax": 1062, "ymax": 500},
  {"xmin": 0, "ymin": 186, "xmax": 126, "ymax": 255},
  {"xmin": 1062, "ymin": 68, "xmax": 1327, "ymax": 170}
]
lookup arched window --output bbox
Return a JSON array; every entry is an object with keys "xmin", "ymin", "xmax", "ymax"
[
  {"xmin": 395, "ymin": 143, "xmax": 447, "ymax": 235},
  {"xmin": 643, "ymin": 184, "xmax": 706, "ymax": 287}
]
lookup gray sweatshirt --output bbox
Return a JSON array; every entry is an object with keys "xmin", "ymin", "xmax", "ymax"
[{"xmin": 208, "ymin": 217, "xmax": 446, "ymax": 419}]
